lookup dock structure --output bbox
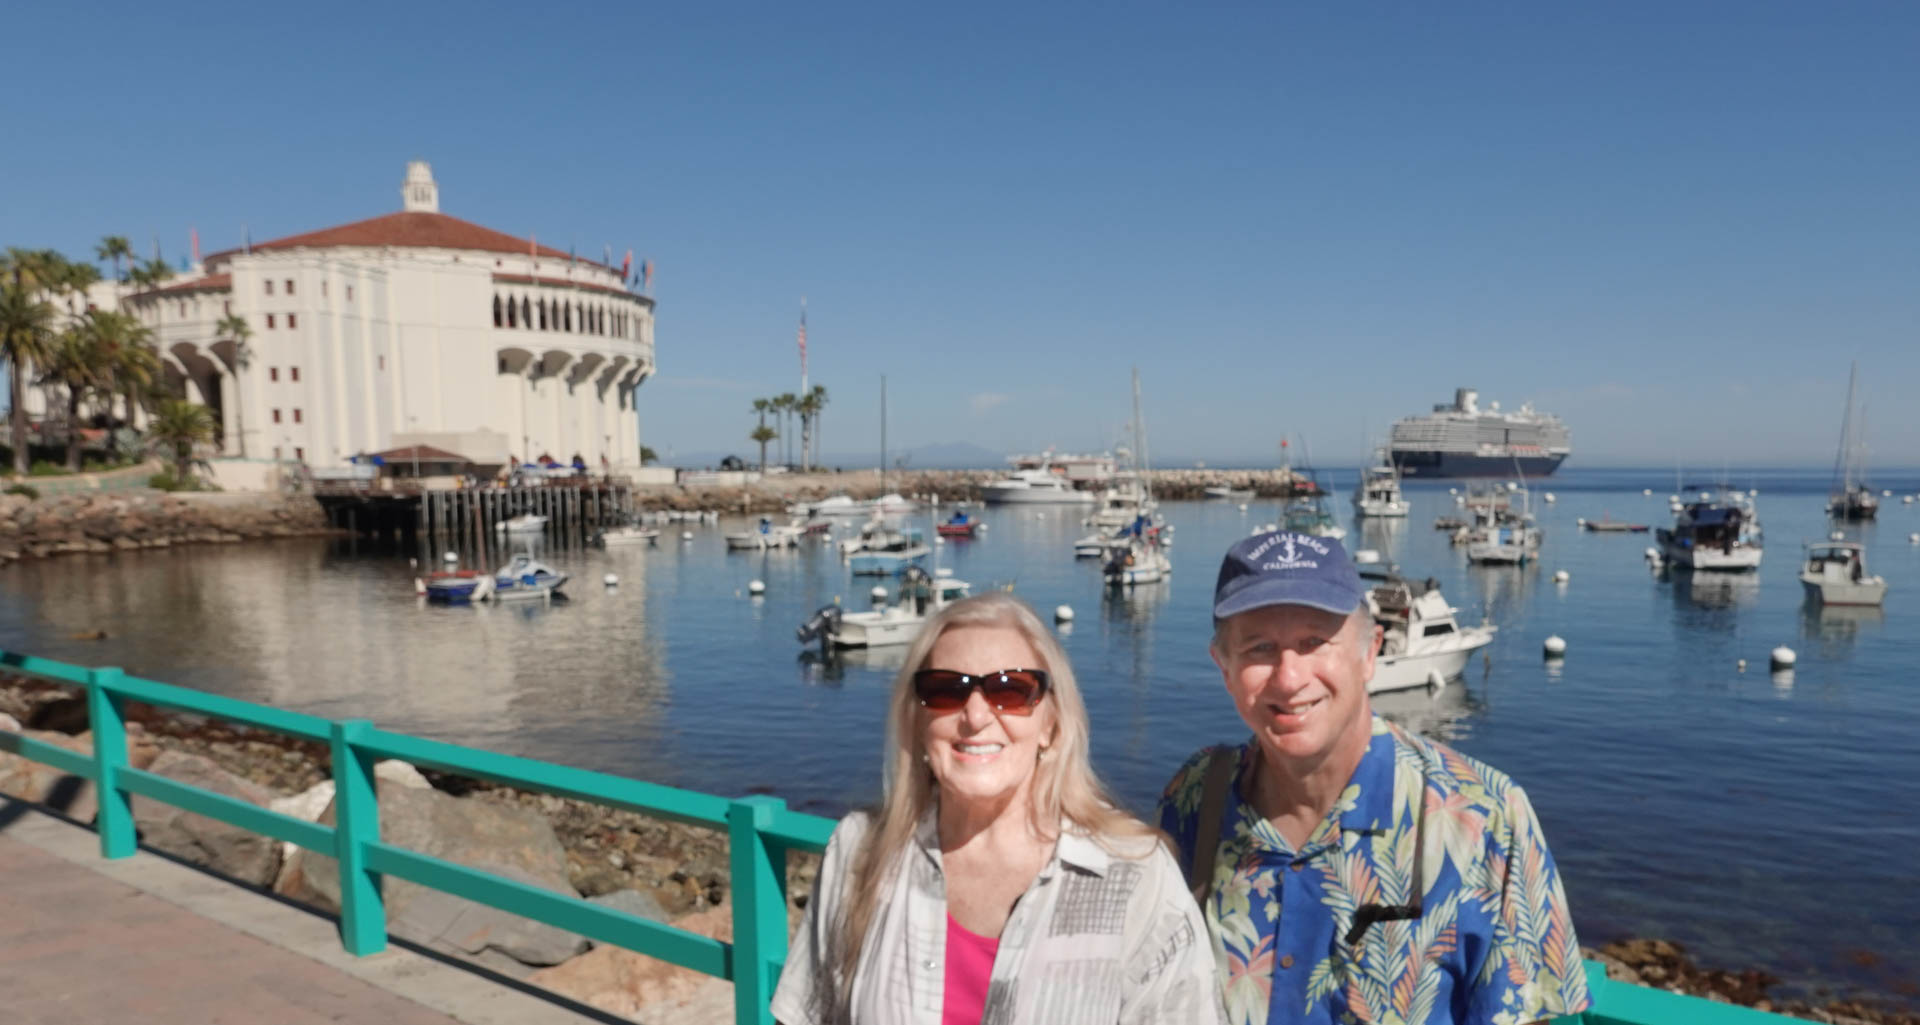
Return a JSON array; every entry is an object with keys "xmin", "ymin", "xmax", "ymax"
[{"xmin": 311, "ymin": 478, "xmax": 637, "ymax": 548}]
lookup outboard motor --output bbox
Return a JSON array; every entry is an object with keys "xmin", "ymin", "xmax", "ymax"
[{"xmin": 796, "ymin": 604, "xmax": 844, "ymax": 654}]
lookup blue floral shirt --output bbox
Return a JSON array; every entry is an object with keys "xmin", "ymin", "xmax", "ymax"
[{"xmin": 1157, "ymin": 717, "xmax": 1591, "ymax": 1025}]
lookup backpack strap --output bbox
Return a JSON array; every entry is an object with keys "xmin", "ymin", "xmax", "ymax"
[{"xmin": 1185, "ymin": 747, "xmax": 1239, "ymax": 906}]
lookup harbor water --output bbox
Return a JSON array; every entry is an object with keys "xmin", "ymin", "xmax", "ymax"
[{"xmin": 4, "ymin": 468, "xmax": 1916, "ymax": 1006}]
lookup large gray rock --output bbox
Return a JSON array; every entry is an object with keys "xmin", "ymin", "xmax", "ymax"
[
  {"xmin": 278, "ymin": 783, "xmax": 587, "ymax": 969},
  {"xmin": 131, "ymin": 750, "xmax": 281, "ymax": 886}
]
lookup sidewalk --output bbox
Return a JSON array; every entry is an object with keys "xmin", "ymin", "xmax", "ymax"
[{"xmin": 0, "ymin": 800, "xmax": 621, "ymax": 1025}]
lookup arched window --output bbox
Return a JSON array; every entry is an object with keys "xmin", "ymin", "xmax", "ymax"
[
  {"xmin": 521, "ymin": 296, "xmax": 532, "ymax": 328},
  {"xmin": 493, "ymin": 295, "xmax": 503, "ymax": 327},
  {"xmin": 506, "ymin": 295, "xmax": 518, "ymax": 327},
  {"xmin": 563, "ymin": 302, "xmax": 573, "ymax": 332},
  {"xmin": 538, "ymin": 299, "xmax": 548, "ymax": 330}
]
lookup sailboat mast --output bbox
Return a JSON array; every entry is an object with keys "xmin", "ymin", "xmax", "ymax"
[
  {"xmin": 1833, "ymin": 361, "xmax": 1858, "ymax": 495},
  {"xmin": 1131, "ymin": 367, "xmax": 1150, "ymax": 499},
  {"xmin": 880, "ymin": 374, "xmax": 888, "ymax": 494}
]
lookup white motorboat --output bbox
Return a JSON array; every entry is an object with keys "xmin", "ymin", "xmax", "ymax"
[
  {"xmin": 1799, "ymin": 540, "xmax": 1886, "ymax": 606},
  {"xmin": 725, "ymin": 516, "xmax": 804, "ymax": 550},
  {"xmin": 796, "ymin": 567, "xmax": 972, "ymax": 650},
  {"xmin": 788, "ymin": 494, "xmax": 866, "ymax": 520},
  {"xmin": 1466, "ymin": 514, "xmax": 1542, "ymax": 565},
  {"xmin": 491, "ymin": 553, "xmax": 568, "ymax": 601},
  {"xmin": 1353, "ymin": 450, "xmax": 1410, "ymax": 518},
  {"xmin": 1203, "ymin": 485, "xmax": 1254, "ymax": 500},
  {"xmin": 1073, "ymin": 530, "xmax": 1130, "ymax": 559},
  {"xmin": 1103, "ymin": 534, "xmax": 1172, "ymax": 587},
  {"xmin": 982, "ymin": 468, "xmax": 1094, "ymax": 505},
  {"xmin": 495, "ymin": 514, "xmax": 548, "ymax": 535},
  {"xmin": 1363, "ymin": 569, "xmax": 1497, "ymax": 693},
  {"xmin": 1657, "ymin": 488, "xmax": 1763, "ymax": 571},
  {"xmin": 595, "ymin": 524, "xmax": 660, "ymax": 547},
  {"xmin": 849, "ymin": 528, "xmax": 930, "ymax": 576},
  {"xmin": 1282, "ymin": 494, "xmax": 1347, "ymax": 541},
  {"xmin": 1087, "ymin": 474, "xmax": 1156, "ymax": 529},
  {"xmin": 869, "ymin": 492, "xmax": 918, "ymax": 516}
]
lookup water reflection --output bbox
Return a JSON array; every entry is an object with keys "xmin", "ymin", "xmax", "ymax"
[
  {"xmin": 1799, "ymin": 603, "xmax": 1884, "ymax": 656},
  {"xmin": 1355, "ymin": 515, "xmax": 1408, "ymax": 562},
  {"xmin": 1464, "ymin": 562, "xmax": 1537, "ymax": 622},
  {"xmin": 797, "ymin": 644, "xmax": 912, "ymax": 685},
  {"xmin": 1674, "ymin": 570, "xmax": 1761, "ymax": 611},
  {"xmin": 1372, "ymin": 681, "xmax": 1480, "ymax": 744}
]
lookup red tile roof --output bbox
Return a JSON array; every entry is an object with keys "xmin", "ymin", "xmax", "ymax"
[
  {"xmin": 128, "ymin": 273, "xmax": 232, "ymax": 300},
  {"xmin": 206, "ymin": 211, "xmax": 613, "ymax": 270},
  {"xmin": 491, "ymin": 273, "xmax": 654, "ymax": 303}
]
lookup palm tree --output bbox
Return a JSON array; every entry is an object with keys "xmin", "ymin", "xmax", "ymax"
[
  {"xmin": 752, "ymin": 397, "xmax": 771, "ymax": 435},
  {"xmin": 797, "ymin": 391, "xmax": 819, "ymax": 473},
  {"xmin": 750, "ymin": 424, "xmax": 777, "ymax": 472},
  {"xmin": 96, "ymin": 236, "xmax": 133, "ymax": 292},
  {"xmin": 36, "ymin": 325, "xmax": 109, "ymax": 471},
  {"xmin": 806, "ymin": 383, "xmax": 829, "ymax": 469},
  {"xmin": 57, "ymin": 261, "xmax": 100, "ymax": 316},
  {"xmin": 83, "ymin": 310, "xmax": 156, "ymax": 457},
  {"xmin": 0, "ymin": 272, "xmax": 57, "ymax": 474},
  {"xmin": 146, "ymin": 399, "xmax": 215, "ymax": 482},
  {"xmin": 214, "ymin": 314, "xmax": 253, "ymax": 457},
  {"xmin": 774, "ymin": 392, "xmax": 797, "ymax": 468},
  {"xmin": 137, "ymin": 257, "xmax": 173, "ymax": 294}
]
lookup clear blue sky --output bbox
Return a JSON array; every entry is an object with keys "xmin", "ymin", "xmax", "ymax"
[{"xmin": 4, "ymin": 2, "xmax": 1916, "ymax": 467}]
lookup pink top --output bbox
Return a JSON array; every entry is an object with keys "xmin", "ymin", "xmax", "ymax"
[{"xmin": 941, "ymin": 914, "xmax": 1000, "ymax": 1025}]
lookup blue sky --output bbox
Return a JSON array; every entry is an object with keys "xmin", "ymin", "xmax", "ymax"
[{"xmin": 4, "ymin": 2, "xmax": 1916, "ymax": 467}]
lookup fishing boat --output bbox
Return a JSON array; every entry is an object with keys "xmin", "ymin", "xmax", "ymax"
[
  {"xmin": 1362, "ymin": 567, "xmax": 1498, "ymax": 693},
  {"xmin": 1656, "ymin": 487, "xmax": 1763, "ymax": 571},
  {"xmin": 495, "ymin": 514, "xmax": 548, "ymax": 535},
  {"xmin": 796, "ymin": 569, "xmax": 972, "ymax": 650},
  {"xmin": 1465, "ymin": 514, "xmax": 1542, "ymax": 565},
  {"xmin": 594, "ymin": 524, "xmax": 660, "ymax": 547},
  {"xmin": 1353, "ymin": 450, "xmax": 1410, "ymax": 518},
  {"xmin": 491, "ymin": 553, "xmax": 568, "ymax": 601},
  {"xmin": 849, "ymin": 528, "xmax": 930, "ymax": 575},
  {"xmin": 725, "ymin": 516, "xmax": 803, "ymax": 550},
  {"xmin": 1799, "ymin": 540, "xmax": 1886, "ymax": 606},
  {"xmin": 936, "ymin": 510, "xmax": 984, "ymax": 538},
  {"xmin": 420, "ymin": 568, "xmax": 494, "ymax": 603},
  {"xmin": 1826, "ymin": 362, "xmax": 1878, "ymax": 521}
]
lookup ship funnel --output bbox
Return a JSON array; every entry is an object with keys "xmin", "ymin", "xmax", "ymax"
[{"xmin": 1455, "ymin": 388, "xmax": 1478, "ymax": 414}]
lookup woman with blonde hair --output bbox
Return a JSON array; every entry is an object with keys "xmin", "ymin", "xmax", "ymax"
[{"xmin": 772, "ymin": 592, "xmax": 1223, "ymax": 1025}]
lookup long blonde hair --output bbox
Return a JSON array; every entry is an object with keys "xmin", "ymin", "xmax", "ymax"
[{"xmin": 828, "ymin": 592, "xmax": 1156, "ymax": 1009}]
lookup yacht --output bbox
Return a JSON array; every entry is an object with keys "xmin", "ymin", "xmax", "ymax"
[
  {"xmin": 1799, "ymin": 540, "xmax": 1886, "ymax": 606},
  {"xmin": 1656, "ymin": 488, "xmax": 1763, "ymax": 571},
  {"xmin": 1353, "ymin": 451, "xmax": 1409, "ymax": 518},
  {"xmin": 982, "ymin": 468, "xmax": 1094, "ymax": 505},
  {"xmin": 1362, "ymin": 567, "xmax": 1498, "ymax": 693}
]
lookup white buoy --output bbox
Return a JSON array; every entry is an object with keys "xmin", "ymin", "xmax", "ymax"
[
  {"xmin": 603, "ymin": 573, "xmax": 619, "ymax": 586},
  {"xmin": 1354, "ymin": 549, "xmax": 1381, "ymax": 564},
  {"xmin": 748, "ymin": 579, "xmax": 766, "ymax": 595},
  {"xmin": 1055, "ymin": 604, "xmax": 1074, "ymax": 623},
  {"xmin": 1576, "ymin": 517, "xmax": 1587, "ymax": 527},
  {"xmin": 1237, "ymin": 503, "xmax": 1248, "ymax": 512},
  {"xmin": 681, "ymin": 531, "xmax": 693, "ymax": 541},
  {"xmin": 1543, "ymin": 635, "xmax": 1567, "ymax": 657},
  {"xmin": 1553, "ymin": 569, "xmax": 1570, "ymax": 583},
  {"xmin": 1455, "ymin": 495, "xmax": 1465, "ymax": 505},
  {"xmin": 1507, "ymin": 481, "xmax": 1520, "ymax": 492},
  {"xmin": 1669, "ymin": 494, "xmax": 1679, "ymax": 502},
  {"xmin": 1544, "ymin": 492, "xmax": 1556, "ymax": 504},
  {"xmin": 1645, "ymin": 546, "xmax": 1660, "ymax": 561},
  {"xmin": 1910, "ymin": 532, "xmax": 1919, "ymax": 544},
  {"xmin": 1736, "ymin": 659, "xmax": 1747, "ymax": 672},
  {"xmin": 1770, "ymin": 646, "xmax": 1796, "ymax": 669},
  {"xmin": 443, "ymin": 551, "xmax": 459, "ymax": 564},
  {"xmin": 413, "ymin": 577, "xmax": 426, "ymax": 595},
  {"xmin": 1904, "ymin": 495, "xmax": 1914, "ymax": 504},
  {"xmin": 1448, "ymin": 487, "xmax": 1458, "ymax": 495},
  {"xmin": 1883, "ymin": 489, "xmax": 1893, "ymax": 497},
  {"xmin": 934, "ymin": 536, "xmax": 945, "ymax": 545},
  {"xmin": 1642, "ymin": 488, "xmax": 1652, "ymax": 496}
]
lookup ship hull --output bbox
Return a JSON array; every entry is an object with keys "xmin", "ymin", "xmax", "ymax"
[{"xmin": 1390, "ymin": 452, "xmax": 1567, "ymax": 479}]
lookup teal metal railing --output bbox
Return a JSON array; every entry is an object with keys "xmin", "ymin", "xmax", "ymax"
[{"xmin": 0, "ymin": 650, "xmax": 1796, "ymax": 1025}]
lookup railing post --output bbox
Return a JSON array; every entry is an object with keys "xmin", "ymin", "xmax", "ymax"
[
  {"xmin": 728, "ymin": 795, "xmax": 787, "ymax": 1025},
  {"xmin": 331, "ymin": 718, "xmax": 386, "ymax": 955},
  {"xmin": 87, "ymin": 667, "xmax": 135, "ymax": 859}
]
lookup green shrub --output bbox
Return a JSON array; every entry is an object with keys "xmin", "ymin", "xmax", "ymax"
[
  {"xmin": 147, "ymin": 470, "xmax": 204, "ymax": 492},
  {"xmin": 3, "ymin": 483, "xmax": 38, "ymax": 500}
]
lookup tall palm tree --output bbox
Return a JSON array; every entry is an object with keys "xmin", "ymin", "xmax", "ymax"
[
  {"xmin": 84, "ymin": 310, "xmax": 157, "ymax": 456},
  {"xmin": 797, "ymin": 391, "xmax": 820, "ymax": 473},
  {"xmin": 57, "ymin": 262, "xmax": 100, "ymax": 316},
  {"xmin": 806, "ymin": 383, "xmax": 829, "ymax": 469},
  {"xmin": 96, "ymin": 236, "xmax": 134, "ymax": 292},
  {"xmin": 146, "ymin": 399, "xmax": 215, "ymax": 482},
  {"xmin": 750, "ymin": 424, "xmax": 777, "ymax": 472},
  {"xmin": 752, "ymin": 397, "xmax": 771, "ymax": 435},
  {"xmin": 36, "ymin": 325, "xmax": 109, "ymax": 471},
  {"xmin": 0, "ymin": 273, "xmax": 57, "ymax": 474},
  {"xmin": 774, "ymin": 392, "xmax": 797, "ymax": 468},
  {"xmin": 214, "ymin": 314, "xmax": 253, "ymax": 457},
  {"xmin": 137, "ymin": 257, "xmax": 174, "ymax": 295}
]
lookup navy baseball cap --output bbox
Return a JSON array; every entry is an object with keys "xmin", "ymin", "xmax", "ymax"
[{"xmin": 1213, "ymin": 530, "xmax": 1366, "ymax": 620}]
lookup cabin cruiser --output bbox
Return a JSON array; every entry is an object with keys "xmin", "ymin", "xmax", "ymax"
[
  {"xmin": 594, "ymin": 523, "xmax": 660, "ymax": 547},
  {"xmin": 1282, "ymin": 494, "xmax": 1347, "ymax": 541},
  {"xmin": 1799, "ymin": 540, "xmax": 1886, "ymax": 606},
  {"xmin": 1656, "ymin": 489, "xmax": 1763, "ymax": 571},
  {"xmin": 1103, "ymin": 533, "xmax": 1172, "ymax": 587},
  {"xmin": 982, "ymin": 468, "xmax": 1094, "ymax": 505},
  {"xmin": 725, "ymin": 516, "xmax": 804, "ymax": 550},
  {"xmin": 1086, "ymin": 474, "xmax": 1156, "ymax": 529},
  {"xmin": 848, "ymin": 528, "xmax": 930, "ymax": 576},
  {"xmin": 491, "ymin": 553, "xmax": 568, "ymax": 601},
  {"xmin": 1465, "ymin": 511, "xmax": 1542, "ymax": 565},
  {"xmin": 1362, "ymin": 566, "xmax": 1497, "ymax": 693},
  {"xmin": 796, "ymin": 567, "xmax": 972, "ymax": 650},
  {"xmin": 1353, "ymin": 451, "xmax": 1409, "ymax": 517}
]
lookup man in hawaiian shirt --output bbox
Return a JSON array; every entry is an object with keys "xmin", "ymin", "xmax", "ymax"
[{"xmin": 1159, "ymin": 530, "xmax": 1591, "ymax": 1025}]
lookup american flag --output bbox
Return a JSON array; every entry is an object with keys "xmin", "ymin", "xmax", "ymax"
[{"xmin": 797, "ymin": 306, "xmax": 808, "ymax": 376}]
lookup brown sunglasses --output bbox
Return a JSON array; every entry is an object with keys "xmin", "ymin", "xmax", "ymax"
[{"xmin": 912, "ymin": 668, "xmax": 1051, "ymax": 715}]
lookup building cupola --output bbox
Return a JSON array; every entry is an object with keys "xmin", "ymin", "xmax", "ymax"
[{"xmin": 402, "ymin": 160, "xmax": 439, "ymax": 213}]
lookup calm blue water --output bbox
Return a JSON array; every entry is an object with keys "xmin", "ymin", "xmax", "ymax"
[{"xmin": 4, "ymin": 468, "xmax": 1917, "ymax": 1005}]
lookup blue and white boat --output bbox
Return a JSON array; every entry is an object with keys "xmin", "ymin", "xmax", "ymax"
[
  {"xmin": 421, "ymin": 569, "xmax": 494, "ymax": 604},
  {"xmin": 848, "ymin": 528, "xmax": 930, "ymax": 576},
  {"xmin": 492, "ymin": 553, "xmax": 569, "ymax": 601}
]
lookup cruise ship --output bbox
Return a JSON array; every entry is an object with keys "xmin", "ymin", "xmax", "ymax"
[{"xmin": 1388, "ymin": 388, "xmax": 1571, "ymax": 478}]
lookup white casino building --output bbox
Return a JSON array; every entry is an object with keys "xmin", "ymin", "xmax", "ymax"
[{"xmin": 120, "ymin": 162, "xmax": 656, "ymax": 472}]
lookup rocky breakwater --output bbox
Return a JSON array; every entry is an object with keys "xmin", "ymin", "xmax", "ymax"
[
  {"xmin": 0, "ymin": 673, "xmax": 818, "ymax": 1022},
  {"xmin": 0, "ymin": 491, "xmax": 340, "ymax": 564},
  {"xmin": 642, "ymin": 467, "xmax": 1319, "ymax": 515}
]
